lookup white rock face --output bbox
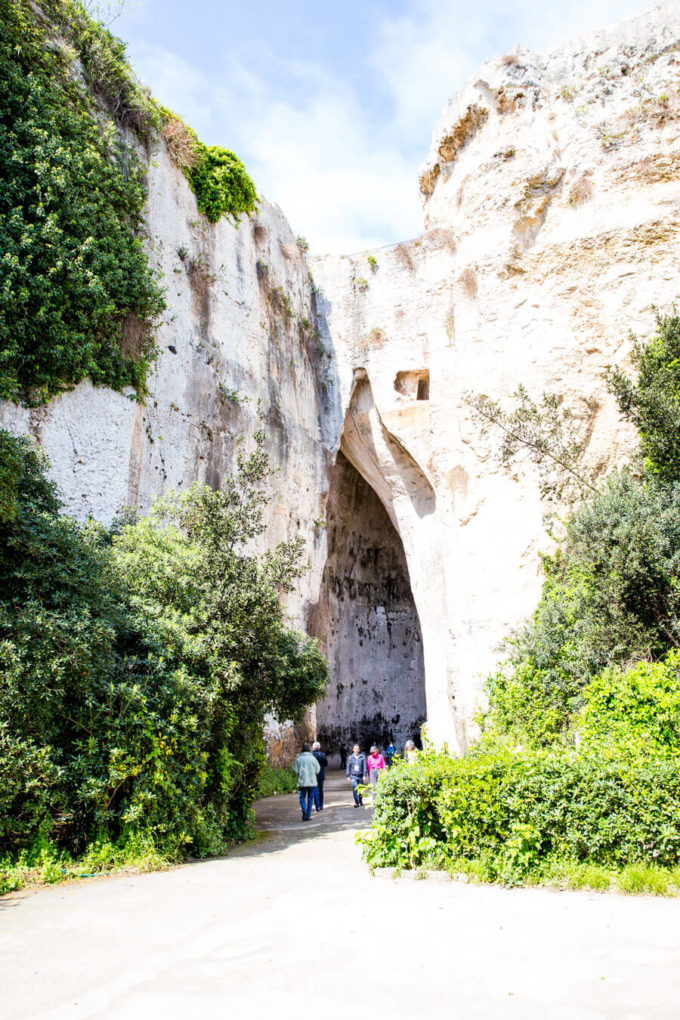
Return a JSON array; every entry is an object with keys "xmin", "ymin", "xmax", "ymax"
[
  {"xmin": 0, "ymin": 142, "xmax": 340, "ymax": 629},
  {"xmin": 311, "ymin": 0, "xmax": 680, "ymax": 751},
  {"xmin": 3, "ymin": 1, "xmax": 680, "ymax": 755}
]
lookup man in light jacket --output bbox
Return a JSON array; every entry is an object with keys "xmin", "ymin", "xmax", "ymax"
[{"xmin": 293, "ymin": 744, "xmax": 320, "ymax": 822}]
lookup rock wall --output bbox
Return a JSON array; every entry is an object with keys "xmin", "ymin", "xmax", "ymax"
[
  {"xmin": 0, "ymin": 139, "xmax": 342, "ymax": 625},
  {"xmin": 311, "ymin": 0, "xmax": 680, "ymax": 751},
  {"xmin": 310, "ymin": 451, "xmax": 426, "ymax": 754},
  {"xmin": 3, "ymin": 1, "xmax": 680, "ymax": 756}
]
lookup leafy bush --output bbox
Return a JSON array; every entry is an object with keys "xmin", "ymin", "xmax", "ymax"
[
  {"xmin": 577, "ymin": 652, "xmax": 680, "ymax": 754},
  {"xmin": 607, "ymin": 311, "xmax": 680, "ymax": 482},
  {"xmin": 0, "ymin": 430, "xmax": 328, "ymax": 867},
  {"xmin": 362, "ymin": 749, "xmax": 680, "ymax": 882},
  {"xmin": 187, "ymin": 144, "xmax": 258, "ymax": 224},
  {"xmin": 483, "ymin": 471, "xmax": 680, "ymax": 745},
  {"xmin": 159, "ymin": 109, "xmax": 258, "ymax": 225},
  {"xmin": 257, "ymin": 765, "xmax": 297, "ymax": 798},
  {"xmin": 0, "ymin": 0, "xmax": 165, "ymax": 405}
]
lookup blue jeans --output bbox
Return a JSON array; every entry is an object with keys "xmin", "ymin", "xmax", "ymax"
[
  {"xmin": 313, "ymin": 778, "xmax": 325, "ymax": 811},
  {"xmin": 350, "ymin": 776, "xmax": 363, "ymax": 806},
  {"xmin": 298, "ymin": 786, "xmax": 314, "ymax": 819}
]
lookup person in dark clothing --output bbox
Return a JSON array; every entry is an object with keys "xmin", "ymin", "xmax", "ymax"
[
  {"xmin": 346, "ymin": 743, "xmax": 367, "ymax": 807},
  {"xmin": 340, "ymin": 742, "xmax": 349, "ymax": 770},
  {"xmin": 385, "ymin": 741, "xmax": 396, "ymax": 768},
  {"xmin": 311, "ymin": 741, "xmax": 328, "ymax": 811}
]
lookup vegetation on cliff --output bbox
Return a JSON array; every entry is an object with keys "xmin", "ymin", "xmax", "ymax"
[
  {"xmin": 160, "ymin": 109, "xmax": 258, "ymax": 224},
  {"xmin": 0, "ymin": 0, "xmax": 257, "ymax": 407},
  {"xmin": 0, "ymin": 429, "xmax": 327, "ymax": 894},
  {"xmin": 363, "ymin": 311, "xmax": 680, "ymax": 892}
]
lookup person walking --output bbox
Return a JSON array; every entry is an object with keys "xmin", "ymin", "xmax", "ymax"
[
  {"xmin": 311, "ymin": 741, "xmax": 328, "ymax": 812},
  {"xmin": 340, "ymin": 742, "xmax": 349, "ymax": 770},
  {"xmin": 367, "ymin": 745, "xmax": 386, "ymax": 791},
  {"xmin": 404, "ymin": 739, "xmax": 419, "ymax": 764},
  {"xmin": 293, "ymin": 743, "xmax": 320, "ymax": 822},
  {"xmin": 385, "ymin": 741, "xmax": 396, "ymax": 768},
  {"xmin": 346, "ymin": 743, "xmax": 367, "ymax": 807}
]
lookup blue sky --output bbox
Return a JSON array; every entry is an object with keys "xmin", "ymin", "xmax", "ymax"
[{"xmin": 110, "ymin": 0, "xmax": 649, "ymax": 253}]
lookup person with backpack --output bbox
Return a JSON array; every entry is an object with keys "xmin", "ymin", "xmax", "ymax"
[
  {"xmin": 293, "ymin": 743, "xmax": 320, "ymax": 822},
  {"xmin": 311, "ymin": 741, "xmax": 328, "ymax": 812},
  {"xmin": 346, "ymin": 743, "xmax": 367, "ymax": 807}
]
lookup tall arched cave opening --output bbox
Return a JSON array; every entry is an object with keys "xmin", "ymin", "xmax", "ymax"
[{"xmin": 309, "ymin": 451, "xmax": 426, "ymax": 753}]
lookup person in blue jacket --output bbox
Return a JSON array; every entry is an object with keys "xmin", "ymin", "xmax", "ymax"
[
  {"xmin": 311, "ymin": 741, "xmax": 328, "ymax": 812},
  {"xmin": 346, "ymin": 743, "xmax": 367, "ymax": 807}
]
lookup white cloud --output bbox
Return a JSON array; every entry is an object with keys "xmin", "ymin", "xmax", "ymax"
[
  {"xmin": 128, "ymin": 40, "xmax": 423, "ymax": 253},
  {"xmin": 370, "ymin": 0, "xmax": 652, "ymax": 149},
  {"xmin": 124, "ymin": 0, "xmax": 656, "ymax": 254}
]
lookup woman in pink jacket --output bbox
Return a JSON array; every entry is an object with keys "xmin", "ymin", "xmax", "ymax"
[{"xmin": 367, "ymin": 745, "xmax": 387, "ymax": 790}]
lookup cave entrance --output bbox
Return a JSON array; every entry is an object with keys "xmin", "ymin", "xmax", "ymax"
[{"xmin": 310, "ymin": 451, "xmax": 426, "ymax": 756}]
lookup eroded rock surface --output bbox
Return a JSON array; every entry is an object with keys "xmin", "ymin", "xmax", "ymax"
[
  {"xmin": 311, "ymin": 0, "xmax": 680, "ymax": 750},
  {"xmin": 3, "ymin": 1, "xmax": 680, "ymax": 753}
]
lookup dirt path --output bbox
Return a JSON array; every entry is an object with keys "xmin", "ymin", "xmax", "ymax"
[{"xmin": 2, "ymin": 771, "xmax": 680, "ymax": 1018}]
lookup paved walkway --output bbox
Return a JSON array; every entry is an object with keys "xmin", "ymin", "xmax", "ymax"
[{"xmin": 2, "ymin": 772, "xmax": 680, "ymax": 1018}]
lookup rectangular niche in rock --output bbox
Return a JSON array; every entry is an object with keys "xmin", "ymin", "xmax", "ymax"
[{"xmin": 394, "ymin": 369, "xmax": 430, "ymax": 400}]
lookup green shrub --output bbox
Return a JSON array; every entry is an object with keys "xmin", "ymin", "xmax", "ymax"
[
  {"xmin": 159, "ymin": 109, "xmax": 258, "ymax": 225},
  {"xmin": 0, "ymin": 0, "xmax": 165, "ymax": 405},
  {"xmin": 257, "ymin": 765, "xmax": 297, "ymax": 798},
  {"xmin": 483, "ymin": 472, "xmax": 680, "ymax": 746},
  {"xmin": 607, "ymin": 311, "xmax": 680, "ymax": 482},
  {"xmin": 362, "ymin": 748, "xmax": 680, "ymax": 882},
  {"xmin": 0, "ymin": 430, "xmax": 328, "ymax": 866},
  {"xmin": 578, "ymin": 652, "xmax": 680, "ymax": 754},
  {"xmin": 187, "ymin": 144, "xmax": 258, "ymax": 224}
]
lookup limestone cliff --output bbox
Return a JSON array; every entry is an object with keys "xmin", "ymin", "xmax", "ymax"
[
  {"xmin": 310, "ymin": 0, "xmax": 680, "ymax": 750},
  {"xmin": 3, "ymin": 0, "xmax": 680, "ymax": 755}
]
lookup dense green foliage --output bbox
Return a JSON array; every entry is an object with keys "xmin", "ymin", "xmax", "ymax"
[
  {"xmin": 159, "ymin": 109, "xmax": 258, "ymax": 224},
  {"xmin": 0, "ymin": 430, "xmax": 327, "ymax": 876},
  {"xmin": 607, "ymin": 311, "xmax": 680, "ymax": 481},
  {"xmin": 257, "ymin": 764, "xmax": 297, "ymax": 798},
  {"xmin": 187, "ymin": 144, "xmax": 258, "ymax": 225},
  {"xmin": 0, "ymin": 0, "xmax": 165, "ymax": 405},
  {"xmin": 578, "ymin": 652, "xmax": 680, "ymax": 755},
  {"xmin": 0, "ymin": 1, "xmax": 258, "ymax": 406},
  {"xmin": 485, "ymin": 471, "xmax": 680, "ymax": 745},
  {"xmin": 362, "ymin": 748, "xmax": 680, "ymax": 884}
]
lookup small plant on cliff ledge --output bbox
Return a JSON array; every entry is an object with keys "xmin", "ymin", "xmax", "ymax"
[
  {"xmin": 568, "ymin": 173, "xmax": 594, "ymax": 206},
  {"xmin": 159, "ymin": 106, "xmax": 257, "ymax": 226},
  {"xmin": 187, "ymin": 142, "xmax": 258, "ymax": 225},
  {"xmin": 458, "ymin": 267, "xmax": 478, "ymax": 300}
]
